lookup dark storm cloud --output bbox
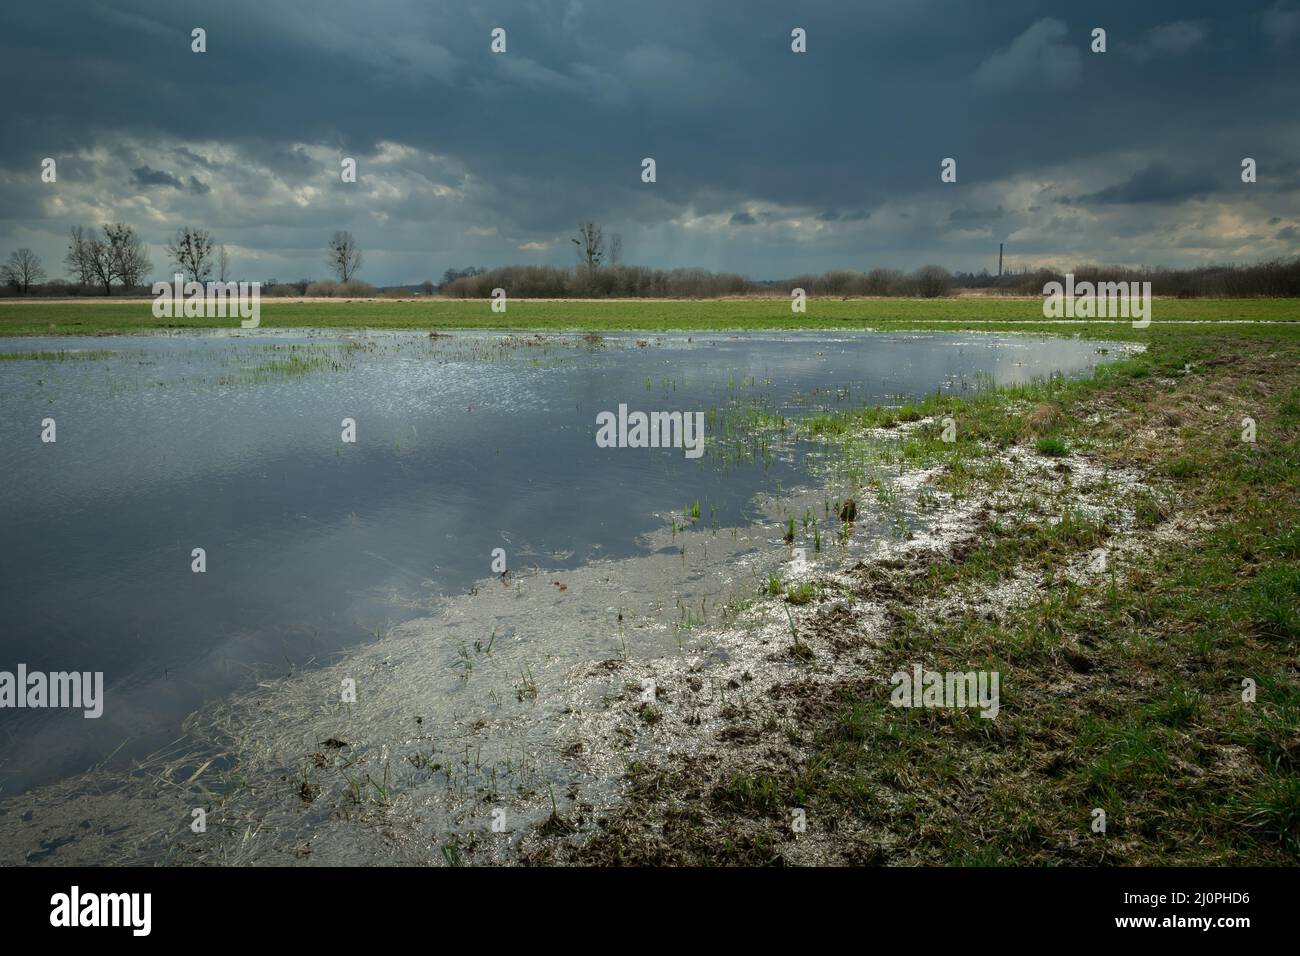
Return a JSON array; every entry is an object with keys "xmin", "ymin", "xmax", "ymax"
[
  {"xmin": 2, "ymin": 0, "xmax": 1299, "ymax": 282},
  {"xmin": 132, "ymin": 165, "xmax": 211, "ymax": 194},
  {"xmin": 1073, "ymin": 164, "xmax": 1219, "ymax": 205},
  {"xmin": 131, "ymin": 165, "xmax": 183, "ymax": 188}
]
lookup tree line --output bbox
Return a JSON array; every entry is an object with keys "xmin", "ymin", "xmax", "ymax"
[
  {"xmin": 430, "ymin": 258, "xmax": 1300, "ymax": 300},
  {"xmin": 0, "ymin": 226, "xmax": 368, "ymax": 296},
  {"xmin": 953, "ymin": 259, "xmax": 1300, "ymax": 299}
]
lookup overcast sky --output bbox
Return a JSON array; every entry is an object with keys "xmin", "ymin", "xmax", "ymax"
[{"xmin": 2, "ymin": 0, "xmax": 1299, "ymax": 285}]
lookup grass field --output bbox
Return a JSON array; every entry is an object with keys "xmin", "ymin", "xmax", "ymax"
[{"xmin": 1, "ymin": 296, "xmax": 1298, "ymax": 338}]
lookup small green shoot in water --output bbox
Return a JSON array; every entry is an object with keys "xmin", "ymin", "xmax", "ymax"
[
  {"xmin": 516, "ymin": 664, "xmax": 538, "ymax": 701},
  {"xmin": 785, "ymin": 605, "xmax": 815, "ymax": 661}
]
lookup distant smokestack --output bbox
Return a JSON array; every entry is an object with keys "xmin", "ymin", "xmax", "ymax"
[{"xmin": 998, "ymin": 243, "xmax": 1003, "ymax": 278}]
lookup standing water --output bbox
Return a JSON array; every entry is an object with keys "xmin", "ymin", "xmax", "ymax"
[{"xmin": 0, "ymin": 331, "xmax": 1125, "ymax": 799}]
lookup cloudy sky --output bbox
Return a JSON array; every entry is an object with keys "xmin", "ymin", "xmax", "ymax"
[{"xmin": 2, "ymin": 0, "xmax": 1299, "ymax": 285}]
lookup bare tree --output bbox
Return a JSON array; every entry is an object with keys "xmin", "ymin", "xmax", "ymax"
[
  {"xmin": 107, "ymin": 223, "xmax": 152, "ymax": 290},
  {"xmin": 64, "ymin": 226, "xmax": 94, "ymax": 287},
  {"xmin": 74, "ymin": 228, "xmax": 115, "ymax": 295},
  {"xmin": 217, "ymin": 243, "xmax": 231, "ymax": 282},
  {"xmin": 1, "ymin": 248, "xmax": 47, "ymax": 294},
  {"xmin": 326, "ymin": 230, "xmax": 362, "ymax": 282},
  {"xmin": 70, "ymin": 224, "xmax": 150, "ymax": 295},
  {"xmin": 571, "ymin": 222, "xmax": 605, "ymax": 271},
  {"xmin": 609, "ymin": 232, "xmax": 623, "ymax": 266},
  {"xmin": 166, "ymin": 227, "xmax": 215, "ymax": 283}
]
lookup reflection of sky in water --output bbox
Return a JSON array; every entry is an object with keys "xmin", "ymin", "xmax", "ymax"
[{"xmin": 0, "ymin": 331, "xmax": 1124, "ymax": 790}]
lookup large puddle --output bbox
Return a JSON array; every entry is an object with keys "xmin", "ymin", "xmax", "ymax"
[{"xmin": 0, "ymin": 331, "xmax": 1126, "ymax": 808}]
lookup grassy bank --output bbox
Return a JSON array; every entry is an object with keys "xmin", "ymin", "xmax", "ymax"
[
  {"xmin": 526, "ymin": 324, "xmax": 1300, "ymax": 865},
  {"xmin": 1, "ymin": 296, "xmax": 1297, "ymax": 337}
]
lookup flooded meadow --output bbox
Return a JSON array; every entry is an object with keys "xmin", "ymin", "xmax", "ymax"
[{"xmin": 0, "ymin": 330, "xmax": 1133, "ymax": 863}]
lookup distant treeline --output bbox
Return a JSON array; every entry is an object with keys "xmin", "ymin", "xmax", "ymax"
[
  {"xmin": 439, "ymin": 258, "xmax": 1300, "ymax": 299},
  {"xmin": 439, "ymin": 264, "xmax": 950, "ymax": 298},
  {"xmin": 6, "ymin": 256, "xmax": 1300, "ymax": 300},
  {"xmin": 441, "ymin": 264, "xmax": 752, "ymax": 298},
  {"xmin": 0, "ymin": 279, "xmax": 154, "ymax": 298},
  {"xmin": 964, "ymin": 258, "xmax": 1300, "ymax": 298},
  {"xmin": 0, "ymin": 278, "xmax": 383, "ymax": 298},
  {"xmin": 261, "ymin": 279, "xmax": 380, "ymax": 297}
]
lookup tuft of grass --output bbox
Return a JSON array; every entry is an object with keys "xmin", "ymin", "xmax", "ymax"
[
  {"xmin": 1243, "ymin": 565, "xmax": 1300, "ymax": 639},
  {"xmin": 1035, "ymin": 435, "xmax": 1070, "ymax": 457},
  {"xmin": 1144, "ymin": 683, "xmax": 1202, "ymax": 728},
  {"xmin": 1165, "ymin": 456, "xmax": 1202, "ymax": 480},
  {"xmin": 1240, "ymin": 777, "xmax": 1300, "ymax": 854},
  {"xmin": 784, "ymin": 581, "xmax": 819, "ymax": 606},
  {"xmin": 1023, "ymin": 402, "xmax": 1062, "ymax": 436}
]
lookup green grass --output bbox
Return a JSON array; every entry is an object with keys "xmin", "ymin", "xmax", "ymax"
[
  {"xmin": 784, "ymin": 581, "xmax": 820, "ymax": 606},
  {"xmin": 818, "ymin": 332, "xmax": 1300, "ymax": 863},
  {"xmin": 214, "ymin": 346, "xmax": 350, "ymax": 385},
  {"xmin": 0, "ymin": 348, "xmax": 116, "ymax": 360},
  {"xmin": 2, "ymin": 296, "xmax": 1298, "ymax": 337},
  {"xmin": 1034, "ymin": 435, "xmax": 1070, "ymax": 457}
]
